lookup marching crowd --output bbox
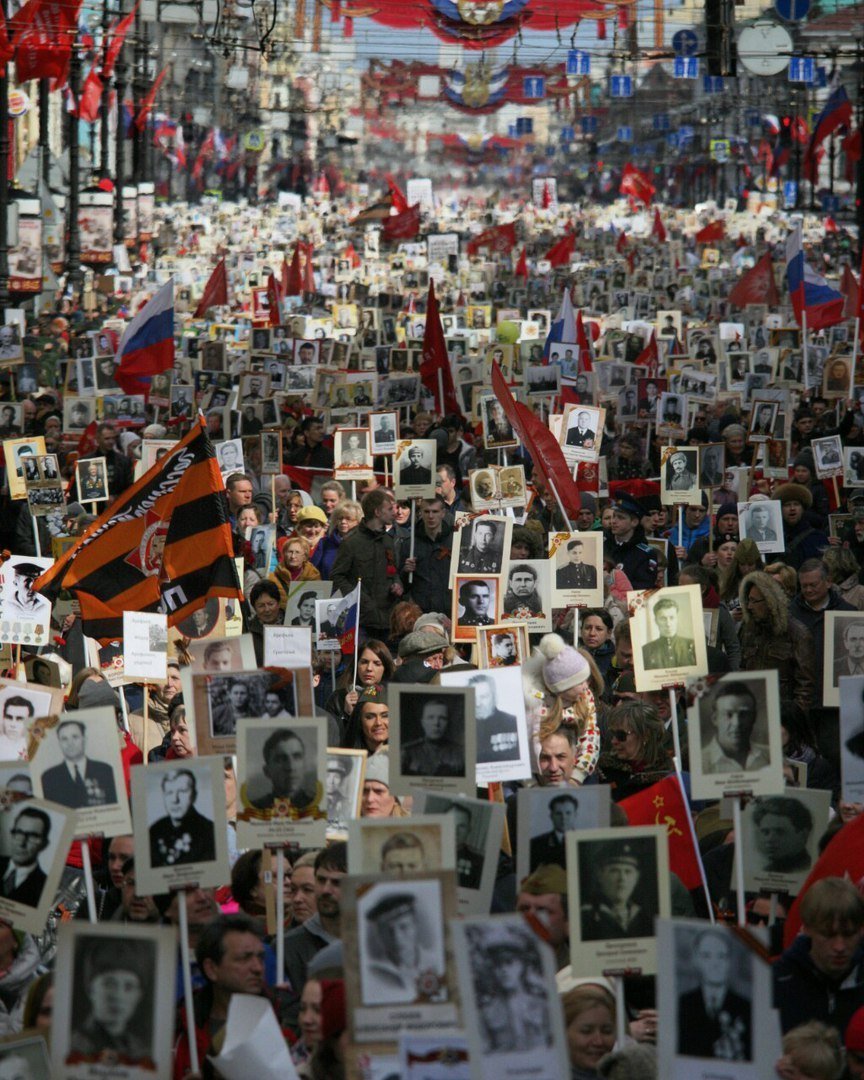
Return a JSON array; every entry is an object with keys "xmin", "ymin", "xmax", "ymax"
[{"xmin": 0, "ymin": 190, "xmax": 863, "ymax": 1079}]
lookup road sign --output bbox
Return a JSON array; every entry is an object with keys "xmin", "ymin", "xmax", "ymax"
[
  {"xmin": 617, "ymin": 126, "xmax": 633, "ymax": 142},
  {"xmin": 523, "ymin": 76, "xmax": 545, "ymax": 99},
  {"xmin": 788, "ymin": 56, "xmax": 815, "ymax": 83},
  {"xmin": 703, "ymin": 75, "xmax": 724, "ymax": 93},
  {"xmin": 774, "ymin": 0, "xmax": 810, "ymax": 20},
  {"xmin": 737, "ymin": 22, "xmax": 793, "ymax": 76},
  {"xmin": 609, "ymin": 75, "xmax": 633, "ymax": 98},
  {"xmin": 566, "ymin": 50, "xmax": 590, "ymax": 76},
  {"xmin": 783, "ymin": 180, "xmax": 798, "ymax": 208},
  {"xmin": 581, "ymin": 115, "xmax": 598, "ymax": 134},
  {"xmin": 560, "ymin": 125, "xmax": 576, "ymax": 142},
  {"xmin": 674, "ymin": 57, "xmax": 699, "ymax": 79},
  {"xmin": 653, "ymin": 113, "xmax": 671, "ymax": 131},
  {"xmin": 672, "ymin": 29, "xmax": 699, "ymax": 57}
]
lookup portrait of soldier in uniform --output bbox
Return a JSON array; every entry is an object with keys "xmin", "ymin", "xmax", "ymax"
[{"xmin": 579, "ymin": 839, "xmax": 656, "ymax": 941}]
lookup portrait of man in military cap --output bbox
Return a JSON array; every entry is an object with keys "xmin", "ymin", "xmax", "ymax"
[{"xmin": 578, "ymin": 836, "xmax": 657, "ymax": 941}]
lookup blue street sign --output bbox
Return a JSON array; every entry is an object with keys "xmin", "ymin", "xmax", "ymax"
[
  {"xmin": 581, "ymin": 115, "xmax": 598, "ymax": 134},
  {"xmin": 609, "ymin": 74, "xmax": 633, "ymax": 98},
  {"xmin": 566, "ymin": 49, "xmax": 591, "ymax": 76},
  {"xmin": 672, "ymin": 28, "xmax": 699, "ymax": 57},
  {"xmin": 673, "ymin": 56, "xmax": 699, "ymax": 79},
  {"xmin": 523, "ymin": 76, "xmax": 546, "ymax": 99},
  {"xmin": 746, "ymin": 109, "xmax": 762, "ymax": 126},
  {"xmin": 679, "ymin": 125, "xmax": 695, "ymax": 142},
  {"xmin": 783, "ymin": 180, "xmax": 798, "ymax": 209},
  {"xmin": 788, "ymin": 56, "xmax": 815, "ymax": 82},
  {"xmin": 667, "ymin": 132, "xmax": 680, "ymax": 149},
  {"xmin": 821, "ymin": 194, "xmax": 840, "ymax": 213},
  {"xmin": 653, "ymin": 113, "xmax": 671, "ymax": 131},
  {"xmin": 775, "ymin": 0, "xmax": 810, "ymax": 20},
  {"xmin": 703, "ymin": 75, "xmax": 724, "ymax": 93},
  {"xmin": 617, "ymin": 126, "xmax": 633, "ymax": 142},
  {"xmin": 560, "ymin": 125, "xmax": 576, "ymax": 142},
  {"xmin": 815, "ymin": 65, "xmax": 827, "ymax": 87}
]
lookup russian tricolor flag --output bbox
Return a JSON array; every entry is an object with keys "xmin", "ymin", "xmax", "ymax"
[
  {"xmin": 114, "ymin": 278, "xmax": 175, "ymax": 395},
  {"xmin": 785, "ymin": 224, "xmax": 845, "ymax": 331},
  {"xmin": 543, "ymin": 287, "xmax": 578, "ymax": 359}
]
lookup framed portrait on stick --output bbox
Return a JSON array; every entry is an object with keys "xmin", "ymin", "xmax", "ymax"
[
  {"xmin": 0, "ymin": 795, "xmax": 74, "ymax": 935},
  {"xmin": 51, "ymin": 921, "xmax": 177, "ymax": 1080},
  {"xmin": 629, "ymin": 584, "xmax": 708, "ymax": 693}
]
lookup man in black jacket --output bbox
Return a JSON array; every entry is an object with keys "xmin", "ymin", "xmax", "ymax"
[
  {"xmin": 80, "ymin": 423, "xmax": 133, "ymax": 498},
  {"xmin": 604, "ymin": 493, "xmax": 659, "ymax": 591}
]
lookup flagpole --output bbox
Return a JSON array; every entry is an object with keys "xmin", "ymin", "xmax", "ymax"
[
  {"xmin": 853, "ymin": 318, "xmax": 860, "ymax": 392},
  {"xmin": 546, "ymin": 476, "xmax": 573, "ymax": 532},
  {"xmin": 802, "ymin": 309, "xmax": 809, "ymax": 392},
  {"xmin": 352, "ymin": 578, "xmax": 361, "ymax": 687},
  {"xmin": 437, "ymin": 369, "xmax": 445, "ymax": 417}
]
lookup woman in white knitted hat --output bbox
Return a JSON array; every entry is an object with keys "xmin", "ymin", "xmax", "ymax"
[{"xmin": 523, "ymin": 634, "xmax": 601, "ymax": 785}]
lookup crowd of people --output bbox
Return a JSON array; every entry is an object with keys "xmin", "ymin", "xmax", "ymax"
[{"xmin": 0, "ymin": 188, "xmax": 862, "ymax": 1079}]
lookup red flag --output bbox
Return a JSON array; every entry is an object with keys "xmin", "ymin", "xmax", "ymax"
[
  {"xmin": 343, "ymin": 242, "xmax": 361, "ymax": 269},
  {"xmin": 76, "ymin": 65, "xmax": 102, "ymax": 122},
  {"xmin": 0, "ymin": 1, "xmax": 14, "ymax": 66},
  {"xmin": 843, "ymin": 128, "xmax": 862, "ymax": 185},
  {"xmin": 12, "ymin": 0, "xmax": 80, "ymax": 84},
  {"xmin": 620, "ymin": 776, "xmax": 703, "ymax": 890},
  {"xmin": 102, "ymin": 1, "xmax": 136, "ymax": 79},
  {"xmin": 491, "ymin": 362, "xmax": 583, "ymax": 521},
  {"xmin": 728, "ymin": 252, "xmax": 780, "ymax": 308},
  {"xmin": 382, "ymin": 204, "xmax": 421, "ymax": 242},
  {"xmin": 615, "ymin": 231, "xmax": 628, "ymax": 253},
  {"xmin": 695, "ymin": 220, "xmax": 725, "ymax": 244},
  {"xmin": 420, "ymin": 280, "xmax": 461, "ymax": 417},
  {"xmin": 841, "ymin": 263, "xmax": 859, "ymax": 319},
  {"xmin": 193, "ymin": 258, "xmax": 228, "ymax": 318},
  {"xmin": 385, "ymin": 173, "xmax": 409, "ymax": 214},
  {"xmin": 635, "ymin": 331, "xmax": 659, "ymax": 377},
  {"xmin": 619, "ymin": 163, "xmax": 655, "ymax": 206},
  {"xmin": 784, "ymin": 811, "xmax": 864, "ymax": 947},
  {"xmin": 858, "ymin": 244, "xmax": 864, "ymax": 346},
  {"xmin": 466, "ymin": 222, "xmax": 517, "ymax": 257},
  {"xmin": 576, "ymin": 310, "xmax": 592, "ymax": 374},
  {"xmin": 279, "ymin": 257, "xmax": 289, "ymax": 296},
  {"xmin": 134, "ymin": 66, "xmax": 167, "ymax": 131},
  {"xmin": 284, "ymin": 245, "xmax": 303, "ymax": 296},
  {"xmin": 514, "ymin": 247, "xmax": 528, "ymax": 279},
  {"xmin": 541, "ymin": 180, "xmax": 552, "ymax": 209},
  {"xmin": 301, "ymin": 241, "xmax": 315, "ymax": 292},
  {"xmin": 545, "ymin": 231, "xmax": 576, "ymax": 268},
  {"xmin": 266, "ymin": 273, "xmax": 282, "ymax": 328},
  {"xmin": 652, "ymin": 208, "xmax": 667, "ymax": 243}
]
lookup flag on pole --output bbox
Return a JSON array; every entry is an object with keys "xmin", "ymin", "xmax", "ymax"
[
  {"xmin": 576, "ymin": 310, "xmax": 593, "ymax": 373},
  {"xmin": 543, "ymin": 287, "xmax": 577, "ymax": 360},
  {"xmin": 33, "ymin": 416, "xmax": 241, "ymax": 643},
  {"xmin": 785, "ymin": 222, "xmax": 845, "ymax": 330},
  {"xmin": 695, "ymin": 220, "xmax": 725, "ymax": 244},
  {"xmin": 544, "ymin": 231, "xmax": 576, "ymax": 268},
  {"xmin": 350, "ymin": 197, "xmax": 393, "ymax": 225},
  {"xmin": 652, "ymin": 209, "xmax": 666, "ymax": 243},
  {"xmin": 11, "ymin": 0, "xmax": 80, "ymax": 84},
  {"xmin": 620, "ymin": 776, "xmax": 703, "ymax": 890},
  {"xmin": 514, "ymin": 247, "xmax": 528, "ymax": 280},
  {"xmin": 491, "ymin": 362, "xmax": 583, "ymax": 521},
  {"xmin": 804, "ymin": 84, "xmax": 853, "ymax": 177},
  {"xmin": 76, "ymin": 64, "xmax": 102, "ymax": 122},
  {"xmin": 382, "ymin": 204, "xmax": 421, "ymax": 242},
  {"xmin": 619, "ymin": 163, "xmax": 655, "ymax": 206},
  {"xmin": 635, "ymin": 331, "xmax": 660, "ymax": 377},
  {"xmin": 728, "ymin": 252, "xmax": 780, "ymax": 308},
  {"xmin": 193, "ymin": 258, "xmax": 228, "ymax": 318},
  {"xmin": 114, "ymin": 278, "xmax": 174, "ymax": 395},
  {"xmin": 385, "ymin": 174, "xmax": 409, "ymax": 214},
  {"xmin": 134, "ymin": 66, "xmax": 167, "ymax": 130},
  {"xmin": 101, "ymin": 0, "xmax": 137, "ymax": 79},
  {"xmin": 466, "ymin": 222, "xmax": 517, "ymax": 257},
  {"xmin": 267, "ymin": 273, "xmax": 282, "ymax": 328},
  {"xmin": 338, "ymin": 581, "xmax": 361, "ymax": 656},
  {"xmin": 615, "ymin": 231, "xmax": 628, "ymax": 253},
  {"xmin": 421, "ymin": 280, "xmax": 462, "ymax": 417}
]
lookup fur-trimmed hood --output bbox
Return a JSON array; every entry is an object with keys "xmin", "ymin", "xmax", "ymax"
[{"xmin": 738, "ymin": 570, "xmax": 789, "ymax": 636}]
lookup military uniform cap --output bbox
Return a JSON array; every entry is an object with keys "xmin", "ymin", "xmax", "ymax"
[
  {"xmin": 366, "ymin": 893, "xmax": 416, "ymax": 924},
  {"xmin": 595, "ymin": 841, "xmax": 640, "ymax": 869},
  {"xmin": 612, "ymin": 493, "xmax": 645, "ymax": 519}
]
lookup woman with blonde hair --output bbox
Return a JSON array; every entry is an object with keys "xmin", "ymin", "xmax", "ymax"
[
  {"xmin": 316, "ymin": 499, "xmax": 363, "ymax": 580},
  {"xmin": 523, "ymin": 634, "xmax": 600, "ymax": 784},
  {"xmin": 560, "ymin": 983, "xmax": 617, "ymax": 1078},
  {"xmin": 718, "ymin": 537, "xmax": 763, "ymax": 613},
  {"xmin": 269, "ymin": 536, "xmax": 321, "ymax": 607},
  {"xmin": 764, "ymin": 561, "xmax": 799, "ymax": 600},
  {"xmin": 775, "ymin": 1021, "xmax": 842, "ymax": 1080}
]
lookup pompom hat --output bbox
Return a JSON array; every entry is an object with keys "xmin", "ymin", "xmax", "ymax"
[{"xmin": 537, "ymin": 633, "xmax": 590, "ymax": 694}]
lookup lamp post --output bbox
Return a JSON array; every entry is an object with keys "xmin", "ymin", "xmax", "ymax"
[
  {"xmin": 66, "ymin": 36, "xmax": 84, "ymax": 292},
  {"xmin": 114, "ymin": 9, "xmax": 127, "ymax": 243},
  {"xmin": 0, "ymin": 0, "xmax": 11, "ymax": 313}
]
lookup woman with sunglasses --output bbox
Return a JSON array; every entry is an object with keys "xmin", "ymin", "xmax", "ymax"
[{"xmin": 596, "ymin": 701, "xmax": 673, "ymax": 802}]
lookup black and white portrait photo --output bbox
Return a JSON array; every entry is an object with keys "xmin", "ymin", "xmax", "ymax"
[
  {"xmin": 748, "ymin": 400, "xmax": 779, "ymax": 442},
  {"xmin": 688, "ymin": 670, "xmax": 783, "ymax": 800},
  {"xmin": 334, "ymin": 428, "xmax": 373, "ymax": 476},
  {"xmin": 358, "ymin": 880, "xmax": 448, "ymax": 1007},
  {"xmin": 515, "ymin": 785, "xmax": 611, "ymax": 884},
  {"xmin": 741, "ymin": 789, "xmax": 829, "ymax": 896},
  {"xmin": 394, "ymin": 439, "xmax": 437, "ymax": 499},
  {"xmin": 576, "ymin": 833, "xmax": 662, "ymax": 943},
  {"xmin": 370, "ymin": 411, "xmax": 399, "ymax": 455},
  {"xmin": 51, "ymin": 921, "xmax": 176, "ymax": 1080},
  {"xmin": 390, "ymin": 686, "xmax": 475, "ymax": 798},
  {"xmin": 0, "ymin": 679, "xmax": 61, "ymax": 762},
  {"xmin": 454, "ymin": 516, "xmax": 509, "ymax": 577},
  {"xmin": 214, "ymin": 438, "xmax": 245, "ymax": 483},
  {"xmin": 840, "ymin": 675, "xmax": 864, "ymax": 803},
  {"xmin": 477, "ymin": 624, "xmax": 528, "ymax": 670},
  {"xmin": 551, "ymin": 532, "xmax": 603, "ymax": 608},
  {"xmin": 661, "ymin": 447, "xmax": 700, "ymax": 505},
  {"xmin": 812, "ymin": 435, "xmax": 843, "ymax": 479},
  {"xmin": 416, "ymin": 793, "xmax": 504, "ymax": 913},
  {"xmin": 0, "ymin": 556, "xmax": 52, "ymax": 644},
  {"xmin": 0, "ymin": 796, "xmax": 74, "ymax": 934},
  {"xmin": 31, "ymin": 711, "xmax": 129, "ymax": 838},
  {"xmin": 480, "ymin": 397, "xmax": 518, "ymax": 449},
  {"xmin": 197, "ymin": 671, "xmax": 276, "ymax": 748},
  {"xmin": 452, "ymin": 915, "xmax": 568, "ymax": 1074},
  {"xmin": 440, "ymin": 667, "xmax": 529, "ymax": 783},
  {"xmin": 0, "ymin": 1036, "xmax": 51, "ymax": 1080},
  {"xmin": 500, "ymin": 560, "xmax": 552, "ymax": 634},
  {"xmin": 132, "ymin": 757, "xmax": 229, "ymax": 894},
  {"xmin": 674, "ymin": 925, "xmax": 753, "ymax": 1062},
  {"xmin": 348, "ymin": 816, "xmax": 455, "ymax": 879},
  {"xmin": 824, "ymin": 612, "xmax": 864, "ymax": 707},
  {"xmin": 260, "ymin": 430, "xmax": 282, "ymax": 475},
  {"xmin": 699, "ymin": 442, "xmax": 726, "ymax": 488},
  {"xmin": 326, "ymin": 750, "xmax": 365, "ymax": 838},
  {"xmin": 631, "ymin": 584, "xmax": 708, "ymax": 692},
  {"xmin": 452, "ymin": 576, "xmax": 499, "ymax": 641},
  {"xmin": 737, "ymin": 499, "xmax": 784, "ymax": 554}
]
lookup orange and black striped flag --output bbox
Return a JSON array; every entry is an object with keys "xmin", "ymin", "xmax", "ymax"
[{"xmin": 34, "ymin": 416, "xmax": 241, "ymax": 643}]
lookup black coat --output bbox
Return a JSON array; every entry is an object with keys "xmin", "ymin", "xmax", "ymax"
[
  {"xmin": 0, "ymin": 855, "xmax": 46, "ymax": 908},
  {"xmin": 41, "ymin": 758, "xmax": 117, "ymax": 809},
  {"xmin": 677, "ymin": 986, "xmax": 752, "ymax": 1060}
]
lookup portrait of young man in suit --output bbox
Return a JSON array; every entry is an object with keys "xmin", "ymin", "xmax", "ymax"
[
  {"xmin": 529, "ymin": 793, "xmax": 578, "ymax": 872},
  {"xmin": 40, "ymin": 720, "xmax": 118, "ymax": 809}
]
